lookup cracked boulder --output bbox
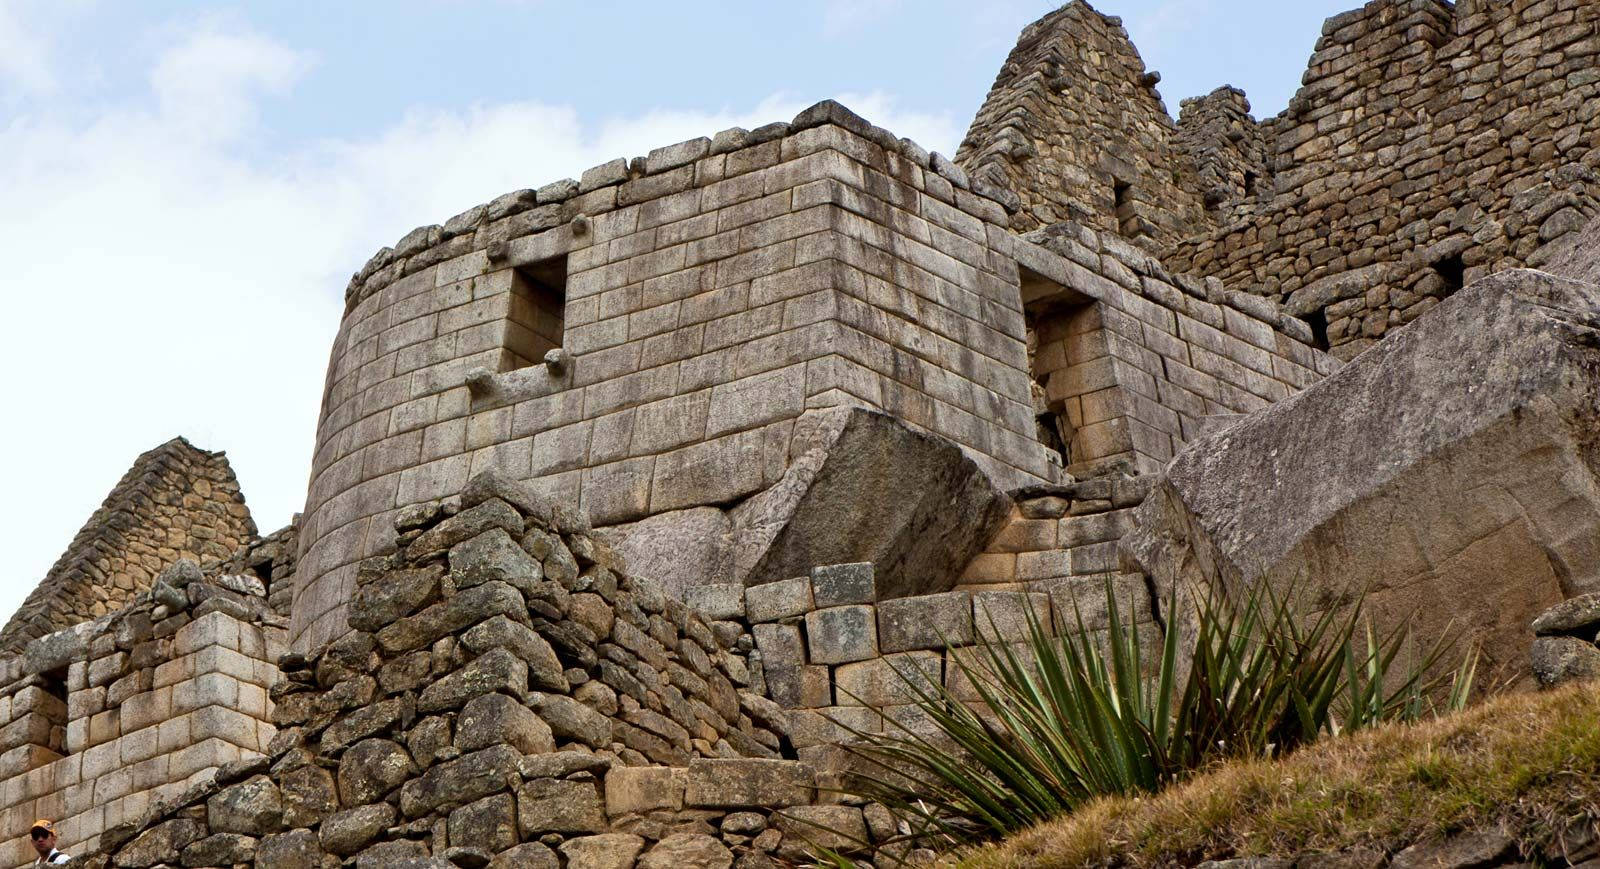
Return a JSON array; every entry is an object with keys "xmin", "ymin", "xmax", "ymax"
[
  {"xmin": 730, "ymin": 407, "xmax": 1012, "ymax": 599},
  {"xmin": 1123, "ymin": 268, "xmax": 1600, "ymax": 679}
]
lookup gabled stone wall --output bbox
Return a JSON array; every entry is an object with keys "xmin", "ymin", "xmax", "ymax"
[{"xmin": 0, "ymin": 438, "xmax": 256, "ymax": 651}]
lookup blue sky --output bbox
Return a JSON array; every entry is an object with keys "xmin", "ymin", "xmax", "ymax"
[{"xmin": 0, "ymin": 0, "xmax": 1354, "ymax": 619}]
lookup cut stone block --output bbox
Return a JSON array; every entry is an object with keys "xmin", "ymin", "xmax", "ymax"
[
  {"xmin": 804, "ymin": 606, "xmax": 878, "ymax": 665},
  {"xmin": 731, "ymin": 407, "xmax": 1011, "ymax": 599},
  {"xmin": 972, "ymin": 591, "xmax": 1052, "ymax": 643},
  {"xmin": 811, "ymin": 563, "xmax": 876, "ymax": 607},
  {"xmin": 745, "ymin": 577, "xmax": 813, "ymax": 623},
  {"xmin": 834, "ymin": 652, "xmax": 942, "ymax": 707},
  {"xmin": 877, "ymin": 592, "xmax": 974, "ymax": 652},
  {"xmin": 1124, "ymin": 269, "xmax": 1600, "ymax": 679},
  {"xmin": 683, "ymin": 758, "xmax": 814, "ymax": 808}
]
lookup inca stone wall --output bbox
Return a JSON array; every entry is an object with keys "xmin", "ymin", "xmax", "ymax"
[
  {"xmin": 1161, "ymin": 0, "xmax": 1600, "ymax": 360},
  {"xmin": 72, "ymin": 471, "xmax": 1168, "ymax": 869},
  {"xmin": 294, "ymin": 98, "xmax": 1332, "ymax": 652},
  {"xmin": 960, "ymin": 0, "xmax": 1600, "ymax": 361},
  {"xmin": 0, "ymin": 438, "xmax": 256, "ymax": 652},
  {"xmin": 954, "ymin": 2, "xmax": 1206, "ymax": 244},
  {"xmin": 0, "ymin": 549, "xmax": 287, "ymax": 866}
]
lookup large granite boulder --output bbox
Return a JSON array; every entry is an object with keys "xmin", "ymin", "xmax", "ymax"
[
  {"xmin": 1123, "ymin": 268, "xmax": 1600, "ymax": 679},
  {"xmin": 731, "ymin": 407, "xmax": 1012, "ymax": 599}
]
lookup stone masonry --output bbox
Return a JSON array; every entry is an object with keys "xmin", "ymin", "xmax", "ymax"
[
  {"xmin": 0, "ymin": 438, "xmax": 256, "ymax": 652},
  {"xmin": 6, "ymin": 0, "xmax": 1600, "ymax": 865}
]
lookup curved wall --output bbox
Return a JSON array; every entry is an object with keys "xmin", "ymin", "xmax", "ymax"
[{"xmin": 291, "ymin": 104, "xmax": 1070, "ymax": 652}]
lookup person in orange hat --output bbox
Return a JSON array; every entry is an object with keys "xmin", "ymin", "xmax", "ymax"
[{"xmin": 29, "ymin": 820, "xmax": 69, "ymax": 865}]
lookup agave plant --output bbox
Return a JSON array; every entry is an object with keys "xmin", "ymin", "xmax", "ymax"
[{"xmin": 838, "ymin": 576, "xmax": 1478, "ymax": 845}]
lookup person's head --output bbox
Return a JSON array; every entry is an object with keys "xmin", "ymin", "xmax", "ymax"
[{"xmin": 29, "ymin": 820, "xmax": 56, "ymax": 857}]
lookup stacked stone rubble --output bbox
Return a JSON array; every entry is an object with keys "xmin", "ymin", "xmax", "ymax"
[{"xmin": 0, "ymin": 438, "xmax": 256, "ymax": 651}]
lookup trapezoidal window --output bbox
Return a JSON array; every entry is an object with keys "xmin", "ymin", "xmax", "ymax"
[
  {"xmin": 1432, "ymin": 253, "xmax": 1465, "ymax": 298},
  {"xmin": 505, "ymin": 255, "xmax": 567, "ymax": 370},
  {"xmin": 1113, "ymin": 179, "xmax": 1142, "ymax": 238}
]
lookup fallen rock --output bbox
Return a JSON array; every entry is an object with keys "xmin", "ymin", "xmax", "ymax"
[
  {"xmin": 1531, "ymin": 592, "xmax": 1600, "ymax": 637},
  {"xmin": 1531, "ymin": 636, "xmax": 1600, "ymax": 687},
  {"xmin": 1124, "ymin": 269, "xmax": 1600, "ymax": 678},
  {"xmin": 731, "ymin": 407, "xmax": 1011, "ymax": 599}
]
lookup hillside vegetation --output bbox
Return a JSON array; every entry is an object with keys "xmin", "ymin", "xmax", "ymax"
[{"xmin": 955, "ymin": 680, "xmax": 1600, "ymax": 867}]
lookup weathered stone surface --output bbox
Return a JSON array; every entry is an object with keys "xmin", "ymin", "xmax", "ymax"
[
  {"xmin": 811, "ymin": 563, "xmax": 877, "ymax": 607},
  {"xmin": 418, "ymin": 647, "xmax": 528, "ymax": 712},
  {"xmin": 375, "ymin": 581, "xmax": 529, "ymax": 654},
  {"xmin": 254, "ymin": 829, "xmax": 323, "ymax": 869},
  {"xmin": 349, "ymin": 566, "xmax": 443, "ymax": 632},
  {"xmin": 489, "ymin": 842, "xmax": 559, "ymax": 869},
  {"xmin": 531, "ymin": 692, "xmax": 612, "ymax": 747},
  {"xmin": 337, "ymin": 738, "xmax": 418, "ymax": 805},
  {"xmin": 684, "ymin": 758, "xmax": 814, "ymax": 807},
  {"xmin": 731, "ymin": 407, "xmax": 1011, "ymax": 598},
  {"xmin": 599, "ymin": 507, "xmax": 734, "ymax": 599},
  {"xmin": 1390, "ymin": 830, "xmax": 1515, "ymax": 869},
  {"xmin": 460, "ymin": 615, "xmax": 568, "ymax": 692},
  {"xmin": 400, "ymin": 744, "xmax": 522, "ymax": 818},
  {"xmin": 320, "ymin": 804, "xmax": 396, "ymax": 856},
  {"xmin": 560, "ymin": 833, "xmax": 646, "ymax": 869},
  {"xmin": 207, "ymin": 775, "xmax": 284, "ymax": 835},
  {"xmin": 279, "ymin": 764, "xmax": 339, "ymax": 828},
  {"xmin": 450, "ymin": 529, "xmax": 544, "ymax": 598},
  {"xmin": 745, "ymin": 576, "xmax": 813, "ymax": 623},
  {"xmin": 457, "ymin": 691, "xmax": 554, "ymax": 754},
  {"xmin": 1124, "ymin": 270, "xmax": 1600, "ymax": 678},
  {"xmin": 449, "ymin": 792, "xmax": 518, "ymax": 854},
  {"xmin": 1532, "ymin": 593, "xmax": 1600, "ymax": 637},
  {"xmin": 877, "ymin": 591, "xmax": 974, "ymax": 651},
  {"xmin": 1531, "ymin": 636, "xmax": 1600, "ymax": 687},
  {"xmin": 605, "ymin": 765, "xmax": 685, "ymax": 815},
  {"xmin": 181, "ymin": 832, "xmax": 258, "ymax": 866},
  {"xmin": 116, "ymin": 818, "xmax": 206, "ymax": 867},
  {"xmin": 773, "ymin": 805, "xmax": 869, "ymax": 858},
  {"xmin": 637, "ymin": 833, "xmax": 733, "ymax": 869},
  {"xmin": 805, "ymin": 605, "xmax": 879, "ymax": 665},
  {"xmin": 517, "ymin": 778, "xmax": 606, "ymax": 835}
]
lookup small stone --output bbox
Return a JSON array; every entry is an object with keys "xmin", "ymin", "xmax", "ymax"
[
  {"xmin": 560, "ymin": 833, "xmax": 647, "ymax": 869},
  {"xmin": 517, "ymin": 778, "xmax": 606, "ymax": 835},
  {"xmin": 320, "ymin": 804, "xmax": 396, "ymax": 856},
  {"xmin": 638, "ymin": 832, "xmax": 733, "ymax": 869},
  {"xmin": 1532, "ymin": 593, "xmax": 1600, "ymax": 636},
  {"xmin": 804, "ymin": 605, "xmax": 879, "ymax": 665},
  {"xmin": 1391, "ymin": 830, "xmax": 1515, "ymax": 869},
  {"xmin": 811, "ymin": 563, "xmax": 876, "ymax": 607},
  {"xmin": 456, "ymin": 692, "xmax": 554, "ymax": 755},
  {"xmin": 1531, "ymin": 636, "xmax": 1600, "ymax": 687},
  {"xmin": 207, "ymin": 775, "xmax": 285, "ymax": 835},
  {"xmin": 418, "ymin": 648, "xmax": 529, "ymax": 713}
]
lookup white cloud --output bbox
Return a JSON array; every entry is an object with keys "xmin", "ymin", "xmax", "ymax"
[
  {"xmin": 149, "ymin": 26, "xmax": 310, "ymax": 143},
  {"xmin": 0, "ymin": 17, "xmax": 962, "ymax": 620},
  {"xmin": 822, "ymin": 0, "xmax": 903, "ymax": 37},
  {"xmin": 0, "ymin": 1, "xmax": 63, "ymax": 97}
]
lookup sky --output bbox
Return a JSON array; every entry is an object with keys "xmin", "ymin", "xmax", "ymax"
[{"xmin": 0, "ymin": 0, "xmax": 1355, "ymax": 620}]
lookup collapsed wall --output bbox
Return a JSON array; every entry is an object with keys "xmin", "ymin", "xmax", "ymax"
[{"xmin": 0, "ymin": 438, "xmax": 256, "ymax": 651}]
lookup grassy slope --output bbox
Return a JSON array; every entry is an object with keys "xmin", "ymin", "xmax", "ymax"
[{"xmin": 957, "ymin": 681, "xmax": 1600, "ymax": 868}]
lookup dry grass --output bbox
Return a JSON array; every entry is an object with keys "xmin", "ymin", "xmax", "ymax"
[{"xmin": 954, "ymin": 681, "xmax": 1600, "ymax": 868}]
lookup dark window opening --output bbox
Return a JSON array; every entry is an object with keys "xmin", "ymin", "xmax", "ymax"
[
  {"xmin": 1304, "ymin": 309, "xmax": 1331, "ymax": 352},
  {"xmin": 1243, "ymin": 171, "xmax": 1258, "ymax": 196},
  {"xmin": 1432, "ymin": 253, "xmax": 1465, "ymax": 297},
  {"xmin": 506, "ymin": 255, "xmax": 568, "ymax": 371},
  {"xmin": 1113, "ymin": 179, "xmax": 1143, "ymax": 239},
  {"xmin": 40, "ymin": 665, "xmax": 68, "ymax": 754}
]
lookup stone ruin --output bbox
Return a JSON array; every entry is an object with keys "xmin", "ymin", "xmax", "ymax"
[{"xmin": 1, "ymin": 1, "xmax": 1597, "ymax": 866}]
